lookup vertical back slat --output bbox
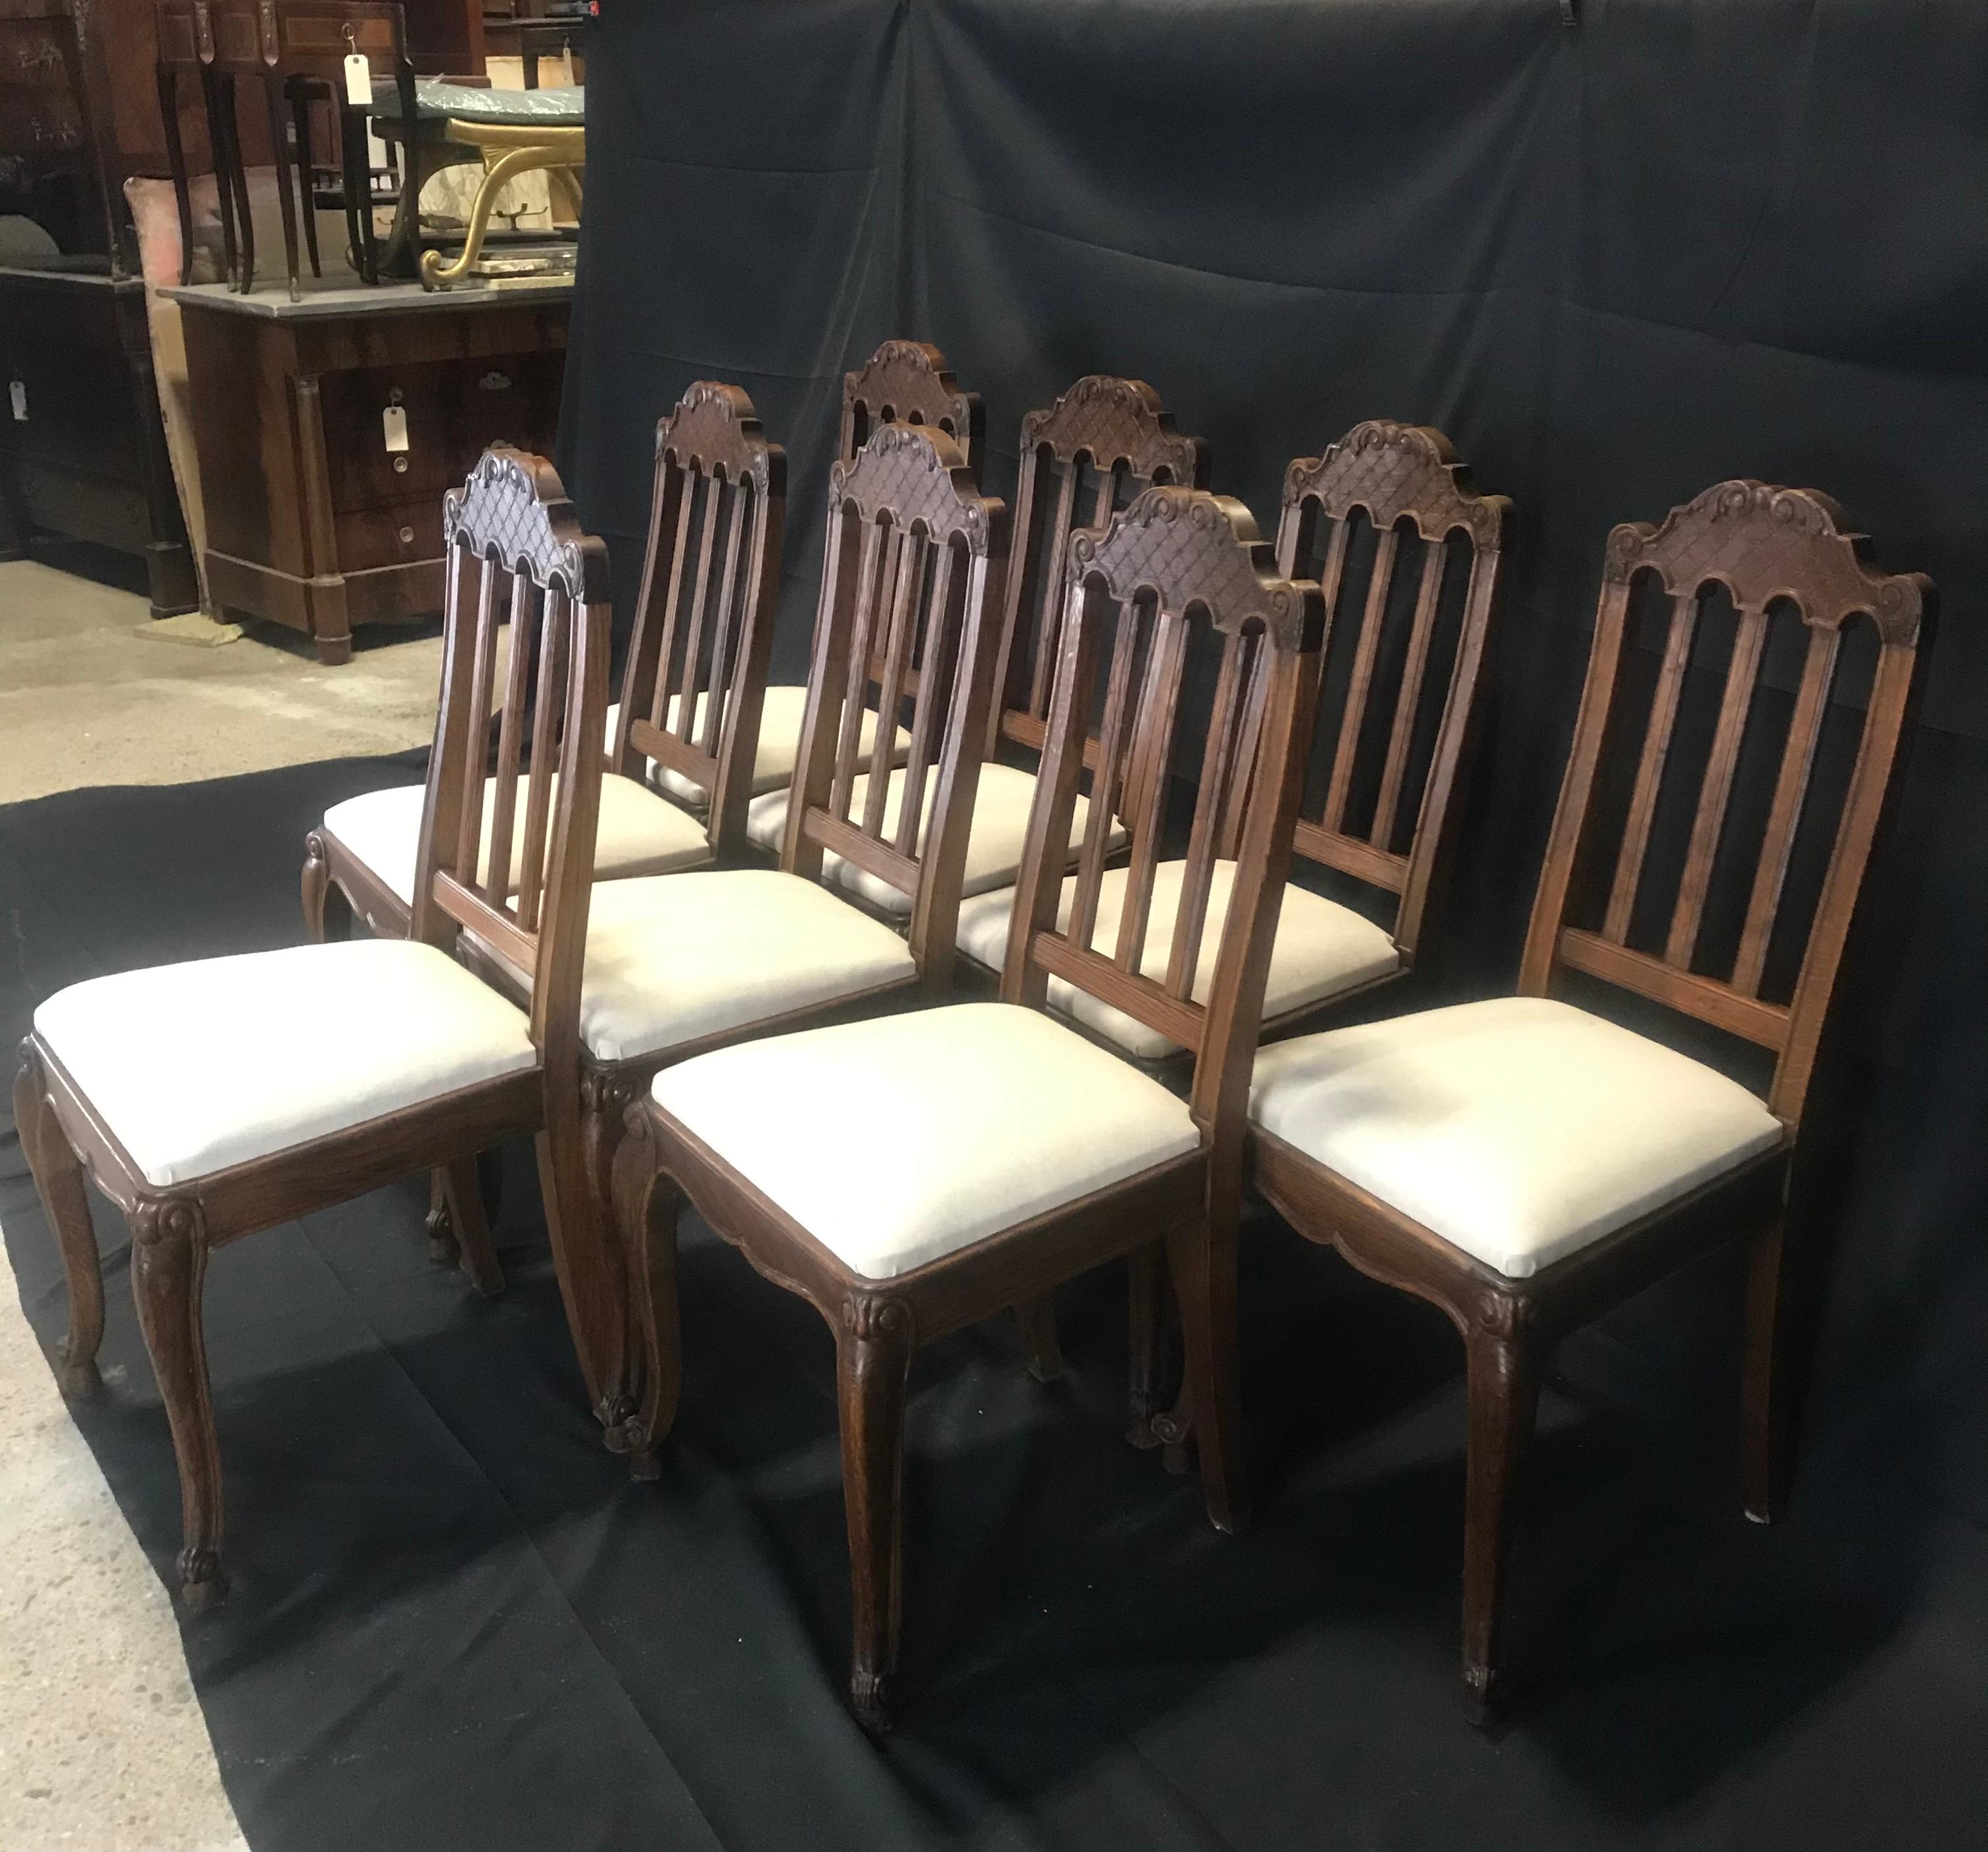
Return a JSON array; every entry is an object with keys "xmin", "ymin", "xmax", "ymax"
[
  {"xmin": 1026, "ymin": 461, "xmax": 1083, "ymax": 723},
  {"xmin": 672, "ymin": 471, "xmax": 724, "ymax": 742},
  {"xmin": 454, "ymin": 558, "xmax": 502, "ymax": 879},
  {"xmin": 1217, "ymin": 641, "xmax": 1271, "ymax": 859},
  {"xmin": 1369, "ymin": 540, "xmax": 1448, "ymax": 851},
  {"xmin": 832, "ymin": 519, "xmax": 889, "ymax": 818},
  {"xmin": 1731, "ymin": 622, "xmax": 1840, "ymax": 996},
  {"xmin": 516, "ymin": 583, "xmax": 566, "ymax": 935},
  {"xmin": 482, "ymin": 579, "xmax": 536, "ymax": 905},
  {"xmin": 865, "ymin": 527, "xmax": 924, "ymax": 834},
  {"xmin": 1113, "ymin": 606, "xmax": 1187, "ymax": 971},
  {"xmin": 649, "ymin": 457, "xmax": 698, "ymax": 730},
  {"xmin": 1603, "ymin": 588, "xmax": 1702, "ymax": 942},
  {"xmin": 1665, "ymin": 605, "xmax": 1768, "ymax": 967},
  {"xmin": 1321, "ymin": 523, "xmax": 1400, "ymax": 832},
  {"xmin": 895, "ymin": 538, "xmax": 955, "ymax": 857},
  {"xmin": 1066, "ymin": 594, "xmax": 1143, "ymax": 955},
  {"xmin": 1166, "ymin": 627, "xmax": 1250, "ymax": 998},
  {"xmin": 698, "ymin": 474, "xmax": 751, "ymax": 759}
]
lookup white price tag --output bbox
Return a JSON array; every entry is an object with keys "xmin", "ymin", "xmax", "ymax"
[
  {"xmin": 382, "ymin": 404, "xmax": 409, "ymax": 454},
  {"xmin": 344, "ymin": 52, "xmax": 370, "ymax": 107},
  {"xmin": 7, "ymin": 380, "xmax": 24, "ymax": 422}
]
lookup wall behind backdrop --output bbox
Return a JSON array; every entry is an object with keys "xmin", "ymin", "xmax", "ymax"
[{"xmin": 559, "ymin": 0, "xmax": 1988, "ymax": 1509}]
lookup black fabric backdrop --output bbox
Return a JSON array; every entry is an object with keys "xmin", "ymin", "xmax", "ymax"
[{"xmin": 5, "ymin": 2, "xmax": 1988, "ymax": 1848}]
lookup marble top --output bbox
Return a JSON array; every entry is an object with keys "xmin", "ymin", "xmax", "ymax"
[{"xmin": 162, "ymin": 270, "xmax": 574, "ymax": 321}]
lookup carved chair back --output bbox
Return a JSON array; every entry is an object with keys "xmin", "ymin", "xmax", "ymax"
[
  {"xmin": 1273, "ymin": 421, "xmax": 1509, "ymax": 961},
  {"xmin": 410, "ymin": 447, "xmax": 611, "ymax": 1071},
  {"xmin": 1517, "ymin": 481, "xmax": 1931, "ymax": 1124},
  {"xmin": 784, "ymin": 422, "xmax": 1009, "ymax": 983},
  {"xmin": 840, "ymin": 340, "xmax": 982, "ymax": 467},
  {"xmin": 1003, "ymin": 487, "xmax": 1327, "ymax": 1135},
  {"xmin": 991, "ymin": 375, "xmax": 1210, "ymax": 759},
  {"xmin": 613, "ymin": 380, "xmax": 786, "ymax": 850}
]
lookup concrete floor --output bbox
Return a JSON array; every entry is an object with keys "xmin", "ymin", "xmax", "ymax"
[
  {"xmin": 0, "ymin": 556, "xmax": 449, "ymax": 806},
  {"xmin": 0, "ymin": 556, "xmax": 464, "ymax": 1850}
]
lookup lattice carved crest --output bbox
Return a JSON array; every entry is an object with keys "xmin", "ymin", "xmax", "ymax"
[
  {"xmin": 842, "ymin": 341, "xmax": 975, "ymax": 439},
  {"xmin": 1072, "ymin": 488, "xmax": 1319, "ymax": 649},
  {"xmin": 1019, "ymin": 374, "xmax": 1205, "ymax": 481},
  {"xmin": 1604, "ymin": 481, "xmax": 1924, "ymax": 642},
  {"xmin": 1285, "ymin": 419, "xmax": 1504, "ymax": 546},
  {"xmin": 655, "ymin": 380, "xmax": 777, "ymax": 491},
  {"xmin": 445, "ymin": 447, "xmax": 598, "ymax": 597},
  {"xmin": 830, "ymin": 423, "xmax": 993, "ymax": 552}
]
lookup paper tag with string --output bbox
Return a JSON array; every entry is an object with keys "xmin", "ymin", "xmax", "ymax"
[{"xmin": 344, "ymin": 51, "xmax": 370, "ymax": 107}]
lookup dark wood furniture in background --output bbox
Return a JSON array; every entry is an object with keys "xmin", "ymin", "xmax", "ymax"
[
  {"xmin": 14, "ymin": 446, "xmax": 610, "ymax": 1606},
  {"xmin": 615, "ymin": 485, "xmax": 1327, "ymax": 1729},
  {"xmin": 0, "ymin": 0, "xmax": 119, "ymax": 257},
  {"xmin": 1246, "ymin": 481, "xmax": 1931, "ymax": 1717},
  {"xmin": 0, "ymin": 262, "xmax": 200, "ymax": 613},
  {"xmin": 173, "ymin": 274, "xmax": 567, "ymax": 661}
]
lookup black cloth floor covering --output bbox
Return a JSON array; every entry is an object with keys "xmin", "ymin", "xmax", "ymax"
[{"xmin": 5, "ymin": 755, "xmax": 1988, "ymax": 1851}]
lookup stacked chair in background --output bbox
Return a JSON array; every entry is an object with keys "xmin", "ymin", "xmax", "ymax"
[{"xmin": 12, "ymin": 336, "xmax": 1933, "ymax": 1738}]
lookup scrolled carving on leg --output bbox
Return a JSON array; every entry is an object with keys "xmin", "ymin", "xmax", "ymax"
[
  {"xmin": 838, "ymin": 1291, "xmax": 914, "ymax": 1734},
  {"xmin": 424, "ymin": 1169, "xmax": 460, "ymax": 1266},
  {"xmin": 131, "ymin": 1194, "xmax": 227, "ymax": 1607},
  {"xmin": 15, "ymin": 1042, "xmax": 105, "ymax": 1398},
  {"xmin": 609, "ymin": 1103, "xmax": 682, "ymax": 1478},
  {"xmin": 300, "ymin": 832, "xmax": 352, "ymax": 942}
]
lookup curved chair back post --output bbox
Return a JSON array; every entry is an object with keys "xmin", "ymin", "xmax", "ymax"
[
  {"xmin": 411, "ymin": 445, "xmax": 613, "ymax": 1068},
  {"xmin": 1276, "ymin": 421, "xmax": 1510, "ymax": 961},
  {"xmin": 616, "ymin": 380, "xmax": 787, "ymax": 852},
  {"xmin": 991, "ymin": 375, "xmax": 1210, "ymax": 759},
  {"xmin": 783, "ymin": 422, "xmax": 1008, "ymax": 984},
  {"xmin": 840, "ymin": 340, "xmax": 983, "ymax": 467},
  {"xmin": 1517, "ymin": 480, "xmax": 1931, "ymax": 1124},
  {"xmin": 1002, "ymin": 487, "xmax": 1327, "ymax": 1131}
]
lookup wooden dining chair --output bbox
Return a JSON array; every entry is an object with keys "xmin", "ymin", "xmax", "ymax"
[
  {"xmin": 744, "ymin": 373, "xmax": 1206, "ymax": 915},
  {"xmin": 1241, "ymin": 480, "xmax": 1931, "ymax": 1717},
  {"xmin": 954, "ymin": 419, "xmax": 1508, "ymax": 1061},
  {"xmin": 12, "ymin": 448, "xmax": 613, "ymax": 1606},
  {"xmin": 300, "ymin": 381, "xmax": 780, "ymax": 1268},
  {"xmin": 471, "ymin": 422, "xmax": 1011, "ymax": 1461},
  {"xmin": 612, "ymin": 485, "xmax": 1328, "ymax": 1730},
  {"xmin": 620, "ymin": 341, "xmax": 982, "ymax": 820}
]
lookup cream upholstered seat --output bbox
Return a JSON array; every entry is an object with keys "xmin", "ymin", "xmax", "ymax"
[
  {"xmin": 479, "ymin": 867, "xmax": 918, "ymax": 1064},
  {"xmin": 744, "ymin": 761, "xmax": 1120, "ymax": 918},
  {"xmin": 321, "ymin": 772, "xmax": 710, "ymax": 909},
  {"xmin": 650, "ymin": 1002, "xmax": 1200, "ymax": 1280},
  {"xmin": 31, "ymin": 939, "xmax": 538, "ymax": 1189},
  {"xmin": 608, "ymin": 689, "xmax": 911, "ymax": 807},
  {"xmin": 956, "ymin": 862, "xmax": 1401, "ymax": 1057},
  {"xmin": 1248, "ymin": 997, "xmax": 1786, "ymax": 1280}
]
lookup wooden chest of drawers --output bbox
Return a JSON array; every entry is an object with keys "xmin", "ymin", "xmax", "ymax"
[{"xmin": 172, "ymin": 277, "xmax": 568, "ymax": 662}]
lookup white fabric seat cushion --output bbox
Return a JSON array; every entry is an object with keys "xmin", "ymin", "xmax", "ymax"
[
  {"xmin": 608, "ymin": 688, "xmax": 911, "ymax": 806},
  {"xmin": 1249, "ymin": 997, "xmax": 1787, "ymax": 1279},
  {"xmin": 322, "ymin": 772, "xmax": 709, "ymax": 910},
  {"xmin": 744, "ymin": 761, "xmax": 1119, "ymax": 918},
  {"xmin": 955, "ymin": 861, "xmax": 1401, "ymax": 1058},
  {"xmin": 651, "ymin": 1001, "xmax": 1200, "ymax": 1280},
  {"xmin": 485, "ymin": 868, "xmax": 918, "ymax": 1064},
  {"xmin": 32, "ymin": 939, "xmax": 538, "ymax": 1189}
]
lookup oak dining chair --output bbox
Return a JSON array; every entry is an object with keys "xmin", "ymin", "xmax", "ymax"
[
  {"xmin": 1239, "ymin": 481, "xmax": 1931, "ymax": 1717},
  {"xmin": 301, "ymin": 380, "xmax": 784, "ymax": 951},
  {"xmin": 610, "ymin": 340, "xmax": 982, "ymax": 815},
  {"xmin": 484, "ymin": 421, "xmax": 1010, "ymax": 1462},
  {"xmin": 744, "ymin": 373, "xmax": 1207, "ymax": 916},
  {"xmin": 612, "ymin": 485, "xmax": 1327, "ymax": 1730},
  {"xmin": 964, "ymin": 419, "xmax": 1509, "ymax": 1438},
  {"xmin": 13, "ymin": 448, "xmax": 613, "ymax": 1606}
]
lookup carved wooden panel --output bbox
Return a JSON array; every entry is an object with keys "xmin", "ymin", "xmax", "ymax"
[
  {"xmin": 839, "ymin": 340, "xmax": 982, "ymax": 467},
  {"xmin": 444, "ymin": 444, "xmax": 596, "ymax": 598},
  {"xmin": 617, "ymin": 381, "xmax": 786, "ymax": 847},
  {"xmin": 1006, "ymin": 487, "xmax": 1326, "ymax": 1101},
  {"xmin": 1521, "ymin": 478, "xmax": 1933, "ymax": 1122},
  {"xmin": 1277, "ymin": 419, "xmax": 1509, "ymax": 956},
  {"xmin": 994, "ymin": 375, "xmax": 1210, "ymax": 753}
]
